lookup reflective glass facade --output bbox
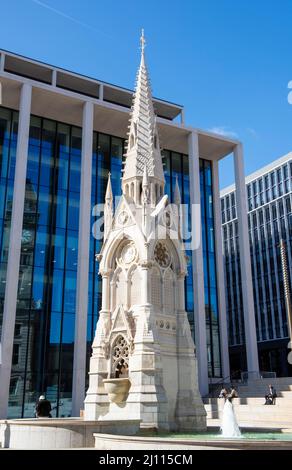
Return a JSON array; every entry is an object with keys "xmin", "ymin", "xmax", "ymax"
[
  {"xmin": 87, "ymin": 133, "xmax": 124, "ymax": 357},
  {"xmin": 0, "ymin": 105, "xmax": 222, "ymax": 418},
  {"xmin": 0, "ymin": 108, "xmax": 18, "ymax": 334},
  {"xmin": 9, "ymin": 115, "xmax": 82, "ymax": 418},
  {"xmin": 163, "ymin": 151, "xmax": 221, "ymax": 377},
  {"xmin": 200, "ymin": 159, "xmax": 221, "ymax": 377},
  {"xmin": 161, "ymin": 150, "xmax": 194, "ymax": 326}
]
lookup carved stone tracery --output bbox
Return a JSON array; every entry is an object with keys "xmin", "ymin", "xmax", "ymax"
[
  {"xmin": 112, "ymin": 335, "xmax": 130, "ymax": 378},
  {"xmin": 154, "ymin": 242, "xmax": 171, "ymax": 268}
]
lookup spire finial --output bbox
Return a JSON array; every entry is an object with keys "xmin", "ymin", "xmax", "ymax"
[
  {"xmin": 105, "ymin": 172, "xmax": 113, "ymax": 201},
  {"xmin": 140, "ymin": 28, "xmax": 146, "ymax": 53}
]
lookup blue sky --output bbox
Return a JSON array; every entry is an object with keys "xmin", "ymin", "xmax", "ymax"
[{"xmin": 1, "ymin": 0, "xmax": 291, "ymax": 188}]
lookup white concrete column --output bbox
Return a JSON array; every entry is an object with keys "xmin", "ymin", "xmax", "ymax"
[
  {"xmin": 0, "ymin": 83, "xmax": 32, "ymax": 419},
  {"xmin": 71, "ymin": 100, "xmax": 94, "ymax": 417},
  {"xmin": 99, "ymin": 84, "xmax": 104, "ymax": 101},
  {"xmin": 233, "ymin": 143, "xmax": 259, "ymax": 375},
  {"xmin": 52, "ymin": 69, "xmax": 57, "ymax": 87},
  {"xmin": 212, "ymin": 160, "xmax": 230, "ymax": 379},
  {"xmin": 180, "ymin": 109, "xmax": 185, "ymax": 125},
  {"xmin": 0, "ymin": 52, "xmax": 4, "ymax": 71},
  {"xmin": 188, "ymin": 131, "xmax": 209, "ymax": 396}
]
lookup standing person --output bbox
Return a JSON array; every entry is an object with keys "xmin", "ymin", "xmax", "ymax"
[
  {"xmin": 219, "ymin": 387, "xmax": 228, "ymax": 400},
  {"xmin": 35, "ymin": 395, "xmax": 52, "ymax": 418},
  {"xmin": 220, "ymin": 387, "xmax": 241, "ymax": 438},
  {"xmin": 264, "ymin": 385, "xmax": 277, "ymax": 405}
]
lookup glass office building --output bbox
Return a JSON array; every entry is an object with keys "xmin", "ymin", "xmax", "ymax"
[
  {"xmin": 0, "ymin": 105, "xmax": 221, "ymax": 417},
  {"xmin": 221, "ymin": 153, "xmax": 292, "ymax": 377}
]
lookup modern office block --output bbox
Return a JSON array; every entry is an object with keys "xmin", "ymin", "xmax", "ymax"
[
  {"xmin": 221, "ymin": 153, "xmax": 292, "ymax": 377},
  {"xmin": 0, "ymin": 46, "xmax": 254, "ymax": 418}
]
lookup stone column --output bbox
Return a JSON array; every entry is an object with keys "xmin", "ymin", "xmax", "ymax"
[
  {"xmin": 233, "ymin": 143, "xmax": 259, "ymax": 376},
  {"xmin": 0, "ymin": 83, "xmax": 32, "ymax": 419},
  {"xmin": 188, "ymin": 131, "xmax": 209, "ymax": 396},
  {"xmin": 140, "ymin": 261, "xmax": 149, "ymax": 306},
  {"xmin": 212, "ymin": 160, "xmax": 230, "ymax": 379},
  {"xmin": 71, "ymin": 100, "xmax": 94, "ymax": 417},
  {"xmin": 0, "ymin": 52, "xmax": 4, "ymax": 72}
]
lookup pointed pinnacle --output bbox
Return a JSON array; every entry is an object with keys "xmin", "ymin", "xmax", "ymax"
[{"xmin": 105, "ymin": 172, "xmax": 113, "ymax": 201}]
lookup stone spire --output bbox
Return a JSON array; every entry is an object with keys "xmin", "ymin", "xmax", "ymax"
[
  {"xmin": 104, "ymin": 172, "xmax": 113, "ymax": 240},
  {"xmin": 122, "ymin": 30, "xmax": 165, "ymax": 206}
]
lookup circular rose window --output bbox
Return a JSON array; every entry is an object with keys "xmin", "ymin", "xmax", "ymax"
[{"xmin": 154, "ymin": 242, "xmax": 171, "ymax": 268}]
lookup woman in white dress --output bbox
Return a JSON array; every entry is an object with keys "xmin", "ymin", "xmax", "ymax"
[{"xmin": 220, "ymin": 387, "xmax": 241, "ymax": 438}]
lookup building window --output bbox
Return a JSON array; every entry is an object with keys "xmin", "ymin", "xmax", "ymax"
[
  {"xmin": 264, "ymin": 175, "xmax": 270, "ymax": 190},
  {"xmin": 12, "ymin": 344, "xmax": 20, "ymax": 365},
  {"xmin": 200, "ymin": 159, "xmax": 221, "ymax": 377},
  {"xmin": 14, "ymin": 324, "xmax": 21, "ymax": 337}
]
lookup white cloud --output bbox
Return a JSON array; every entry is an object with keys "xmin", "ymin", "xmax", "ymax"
[{"xmin": 208, "ymin": 126, "xmax": 239, "ymax": 139}]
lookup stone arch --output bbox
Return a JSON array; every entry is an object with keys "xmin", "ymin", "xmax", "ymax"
[
  {"xmin": 163, "ymin": 267, "xmax": 176, "ymax": 315},
  {"xmin": 111, "ymin": 334, "xmax": 129, "ymax": 378}
]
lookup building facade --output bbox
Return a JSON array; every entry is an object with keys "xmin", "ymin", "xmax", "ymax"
[
  {"xmin": 0, "ymin": 44, "xmax": 255, "ymax": 419},
  {"xmin": 221, "ymin": 153, "xmax": 292, "ymax": 377}
]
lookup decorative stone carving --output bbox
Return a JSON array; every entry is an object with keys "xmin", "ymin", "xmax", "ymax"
[
  {"xmin": 121, "ymin": 243, "xmax": 136, "ymax": 264},
  {"xmin": 154, "ymin": 242, "xmax": 171, "ymax": 268},
  {"xmin": 162, "ymin": 210, "xmax": 173, "ymax": 228},
  {"xmin": 118, "ymin": 210, "xmax": 129, "ymax": 226},
  {"xmin": 111, "ymin": 335, "xmax": 130, "ymax": 378},
  {"xmin": 139, "ymin": 259, "xmax": 153, "ymax": 269},
  {"xmin": 101, "ymin": 340, "xmax": 110, "ymax": 359}
]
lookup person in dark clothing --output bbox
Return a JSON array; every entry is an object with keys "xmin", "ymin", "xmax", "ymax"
[
  {"xmin": 35, "ymin": 395, "xmax": 52, "ymax": 418},
  {"xmin": 264, "ymin": 385, "xmax": 277, "ymax": 405}
]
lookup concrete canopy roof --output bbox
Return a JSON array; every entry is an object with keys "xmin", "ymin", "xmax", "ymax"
[
  {"xmin": 0, "ymin": 49, "xmax": 182, "ymax": 121},
  {"xmin": 0, "ymin": 68, "xmax": 238, "ymax": 162}
]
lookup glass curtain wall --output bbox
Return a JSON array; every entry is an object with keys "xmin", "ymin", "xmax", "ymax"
[
  {"xmin": 200, "ymin": 159, "xmax": 222, "ymax": 377},
  {"xmin": 0, "ymin": 107, "xmax": 18, "ymax": 336},
  {"xmin": 8, "ymin": 115, "xmax": 81, "ymax": 418},
  {"xmin": 161, "ymin": 150, "xmax": 195, "ymax": 331},
  {"xmin": 87, "ymin": 133, "xmax": 123, "ymax": 376}
]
